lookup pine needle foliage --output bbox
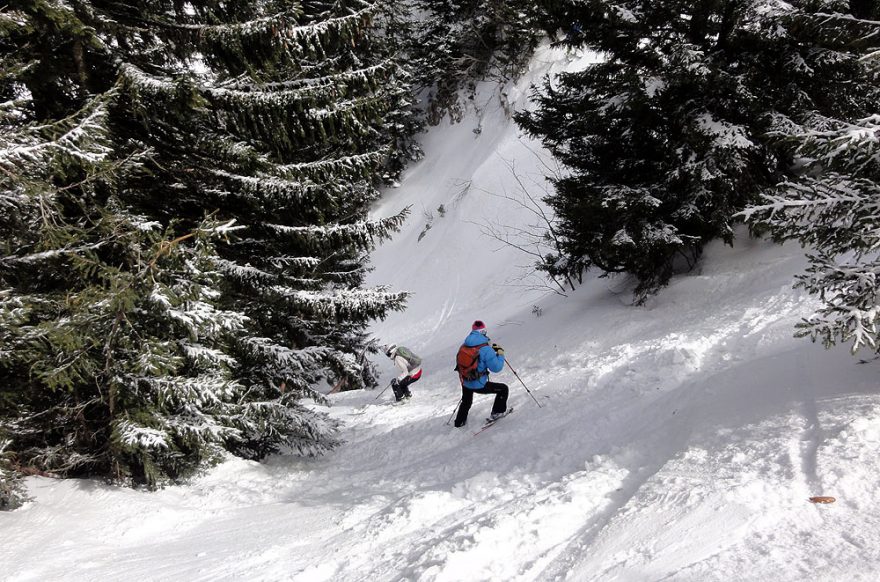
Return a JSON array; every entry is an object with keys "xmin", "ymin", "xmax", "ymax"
[
  {"xmin": 519, "ymin": 0, "xmax": 878, "ymax": 302},
  {"xmin": 409, "ymin": 0, "xmax": 542, "ymax": 124},
  {"xmin": 1, "ymin": 435, "xmax": 28, "ymax": 510},
  {"xmin": 1, "ymin": 0, "xmax": 412, "ymax": 489},
  {"xmin": 741, "ymin": 2, "xmax": 880, "ymax": 353}
]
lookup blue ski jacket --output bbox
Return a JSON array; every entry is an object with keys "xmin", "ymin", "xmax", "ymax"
[{"xmin": 461, "ymin": 330, "xmax": 505, "ymax": 390}]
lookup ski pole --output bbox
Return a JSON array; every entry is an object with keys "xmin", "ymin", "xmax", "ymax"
[
  {"xmin": 445, "ymin": 398, "xmax": 462, "ymax": 425},
  {"xmin": 374, "ymin": 380, "xmax": 393, "ymax": 400},
  {"xmin": 505, "ymin": 360, "xmax": 542, "ymax": 408}
]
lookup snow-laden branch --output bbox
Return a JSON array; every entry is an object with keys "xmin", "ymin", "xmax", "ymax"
[
  {"xmin": 157, "ymin": 9, "xmax": 302, "ymax": 36},
  {"xmin": 272, "ymin": 286, "xmax": 408, "ymax": 318},
  {"xmin": 736, "ymin": 178, "xmax": 873, "ymax": 222},
  {"xmin": 149, "ymin": 282, "xmax": 249, "ymax": 338},
  {"xmin": 120, "ymin": 64, "xmax": 390, "ymax": 117},
  {"xmin": 0, "ymin": 242, "xmax": 107, "ymax": 266},
  {"xmin": 267, "ymin": 212, "xmax": 408, "ymax": 250},
  {"xmin": 0, "ymin": 98, "xmax": 112, "ymax": 172},
  {"xmin": 214, "ymin": 258, "xmax": 276, "ymax": 284},
  {"xmin": 209, "ymin": 169, "xmax": 315, "ymax": 200},
  {"xmin": 269, "ymin": 2, "xmax": 378, "ymax": 46},
  {"xmin": 114, "ymin": 420, "xmax": 170, "ymax": 450},
  {"xmin": 242, "ymin": 338, "xmax": 332, "ymax": 371},
  {"xmin": 0, "ymin": 9, "xmax": 28, "ymax": 28},
  {"xmin": 694, "ymin": 112, "xmax": 756, "ymax": 150},
  {"xmin": 220, "ymin": 61, "xmax": 393, "ymax": 92},
  {"xmin": 181, "ymin": 343, "xmax": 238, "ymax": 368},
  {"xmin": 270, "ymin": 256, "xmax": 322, "ymax": 269},
  {"xmin": 126, "ymin": 1, "xmax": 377, "ymax": 56},
  {"xmin": 204, "ymin": 218, "xmax": 247, "ymax": 236},
  {"xmin": 796, "ymin": 255, "xmax": 880, "ymax": 353},
  {"xmin": 277, "ymin": 150, "xmax": 386, "ymax": 177}
]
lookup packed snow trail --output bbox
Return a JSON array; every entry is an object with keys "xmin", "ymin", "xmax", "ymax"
[
  {"xmin": 6, "ymin": 236, "xmax": 880, "ymax": 581},
  {"xmin": 4, "ymin": 43, "xmax": 880, "ymax": 581}
]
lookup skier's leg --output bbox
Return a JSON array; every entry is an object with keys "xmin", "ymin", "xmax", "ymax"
[
  {"xmin": 484, "ymin": 381, "xmax": 509, "ymax": 415},
  {"xmin": 391, "ymin": 378, "xmax": 404, "ymax": 401},
  {"xmin": 454, "ymin": 386, "xmax": 473, "ymax": 427},
  {"xmin": 398, "ymin": 375, "xmax": 416, "ymax": 398}
]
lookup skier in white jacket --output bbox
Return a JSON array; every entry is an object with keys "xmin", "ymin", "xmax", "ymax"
[{"xmin": 384, "ymin": 344, "xmax": 423, "ymax": 401}]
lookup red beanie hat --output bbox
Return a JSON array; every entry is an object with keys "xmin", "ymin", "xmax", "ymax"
[{"xmin": 472, "ymin": 320, "xmax": 486, "ymax": 331}]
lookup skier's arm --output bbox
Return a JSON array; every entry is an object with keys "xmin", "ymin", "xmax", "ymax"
[
  {"xmin": 393, "ymin": 355, "xmax": 410, "ymax": 380},
  {"xmin": 482, "ymin": 346, "xmax": 505, "ymax": 373}
]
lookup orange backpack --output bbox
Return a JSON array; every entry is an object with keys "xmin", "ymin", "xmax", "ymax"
[{"xmin": 456, "ymin": 342, "xmax": 487, "ymax": 383}]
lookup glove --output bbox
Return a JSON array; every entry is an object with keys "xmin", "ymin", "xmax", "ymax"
[
  {"xmin": 391, "ymin": 378, "xmax": 399, "ymax": 387},
  {"xmin": 492, "ymin": 343, "xmax": 504, "ymax": 356}
]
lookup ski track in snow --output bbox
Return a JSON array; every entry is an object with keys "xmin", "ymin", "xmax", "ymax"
[{"xmin": 4, "ymin": 43, "xmax": 880, "ymax": 581}]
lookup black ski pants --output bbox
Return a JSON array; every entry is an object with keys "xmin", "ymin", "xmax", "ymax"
[
  {"xmin": 392, "ymin": 374, "xmax": 419, "ymax": 401},
  {"xmin": 454, "ymin": 381, "xmax": 508, "ymax": 427}
]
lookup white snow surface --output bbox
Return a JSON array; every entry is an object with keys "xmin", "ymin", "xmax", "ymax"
[{"xmin": 4, "ymin": 44, "xmax": 880, "ymax": 581}]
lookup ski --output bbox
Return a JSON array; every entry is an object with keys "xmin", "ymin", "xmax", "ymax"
[{"xmin": 472, "ymin": 407, "xmax": 514, "ymax": 436}]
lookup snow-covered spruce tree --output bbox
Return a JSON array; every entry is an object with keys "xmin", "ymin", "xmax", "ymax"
[
  {"xmin": 740, "ymin": 3, "xmax": 880, "ymax": 354},
  {"xmin": 0, "ymin": 28, "xmax": 263, "ymax": 482},
  {"xmin": 410, "ymin": 0, "xmax": 542, "ymax": 124},
  {"xmin": 1, "ymin": 0, "xmax": 410, "ymax": 485},
  {"xmin": 1, "ymin": 4, "xmax": 136, "ymax": 483},
  {"xmin": 105, "ymin": 0, "xmax": 413, "ymax": 459},
  {"xmin": 0, "ymin": 31, "xmax": 248, "ymax": 484},
  {"xmin": 373, "ymin": 1, "xmax": 424, "ymax": 179},
  {"xmin": 1, "ymin": 436, "xmax": 28, "ymax": 510},
  {"xmin": 519, "ymin": 0, "xmax": 876, "ymax": 301}
]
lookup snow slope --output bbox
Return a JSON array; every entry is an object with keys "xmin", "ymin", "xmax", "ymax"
[{"xmin": 3, "ymin": 43, "xmax": 880, "ymax": 582}]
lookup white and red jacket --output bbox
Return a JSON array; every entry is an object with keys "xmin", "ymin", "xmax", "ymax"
[{"xmin": 391, "ymin": 348, "xmax": 422, "ymax": 382}]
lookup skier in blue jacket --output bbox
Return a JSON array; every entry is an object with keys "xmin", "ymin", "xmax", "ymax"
[{"xmin": 454, "ymin": 320, "xmax": 509, "ymax": 427}]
